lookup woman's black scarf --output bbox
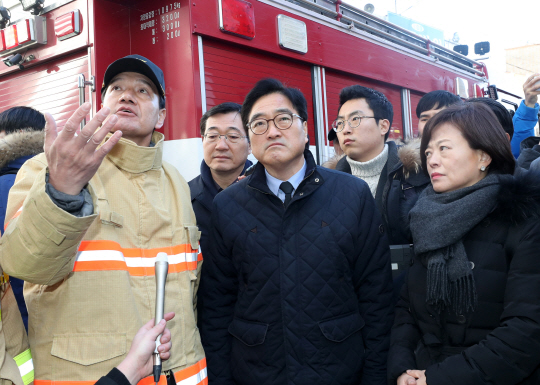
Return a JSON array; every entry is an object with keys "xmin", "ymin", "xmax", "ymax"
[{"xmin": 409, "ymin": 174, "xmax": 501, "ymax": 315}]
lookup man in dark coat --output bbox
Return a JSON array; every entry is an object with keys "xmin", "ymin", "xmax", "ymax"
[
  {"xmin": 188, "ymin": 102, "xmax": 252, "ymax": 255},
  {"xmin": 0, "ymin": 106, "xmax": 45, "ymax": 331},
  {"xmin": 333, "ymin": 86, "xmax": 430, "ymax": 277},
  {"xmin": 199, "ymin": 78, "xmax": 394, "ymax": 385}
]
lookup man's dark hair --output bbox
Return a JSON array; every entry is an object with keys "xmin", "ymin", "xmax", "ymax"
[
  {"xmin": 416, "ymin": 90, "xmax": 461, "ymax": 118},
  {"xmin": 200, "ymin": 102, "xmax": 243, "ymax": 136},
  {"xmin": 420, "ymin": 103, "xmax": 515, "ymax": 175},
  {"xmin": 241, "ymin": 78, "xmax": 308, "ymax": 132},
  {"xmin": 338, "ymin": 85, "xmax": 393, "ymax": 140},
  {"xmin": 101, "ymin": 88, "xmax": 166, "ymax": 110},
  {"xmin": 0, "ymin": 106, "xmax": 45, "ymax": 134},
  {"xmin": 468, "ymin": 97, "xmax": 514, "ymax": 140}
]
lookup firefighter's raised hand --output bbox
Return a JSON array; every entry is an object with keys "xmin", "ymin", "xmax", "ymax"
[
  {"xmin": 523, "ymin": 73, "xmax": 540, "ymax": 108},
  {"xmin": 44, "ymin": 103, "xmax": 122, "ymax": 195}
]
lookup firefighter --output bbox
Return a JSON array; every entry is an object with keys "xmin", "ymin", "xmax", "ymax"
[
  {"xmin": 0, "ymin": 268, "xmax": 33, "ymax": 385},
  {"xmin": 0, "ymin": 55, "xmax": 206, "ymax": 384}
]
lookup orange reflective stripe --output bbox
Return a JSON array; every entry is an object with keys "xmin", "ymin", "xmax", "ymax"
[
  {"xmin": 174, "ymin": 358, "xmax": 207, "ymax": 385},
  {"xmin": 74, "ymin": 240, "xmax": 202, "ymax": 276},
  {"xmin": 4, "ymin": 206, "xmax": 22, "ymax": 230},
  {"xmin": 34, "ymin": 358, "xmax": 207, "ymax": 385}
]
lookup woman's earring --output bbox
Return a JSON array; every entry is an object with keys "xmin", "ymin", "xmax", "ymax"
[{"xmin": 480, "ymin": 166, "xmax": 486, "ymax": 172}]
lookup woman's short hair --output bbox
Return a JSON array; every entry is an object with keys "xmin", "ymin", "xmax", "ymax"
[{"xmin": 420, "ymin": 102, "xmax": 515, "ymax": 175}]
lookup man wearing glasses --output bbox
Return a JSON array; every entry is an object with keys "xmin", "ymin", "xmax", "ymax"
[
  {"xmin": 189, "ymin": 102, "xmax": 251, "ymax": 259},
  {"xmin": 199, "ymin": 78, "xmax": 393, "ymax": 385},
  {"xmin": 333, "ymin": 85, "xmax": 430, "ymax": 290}
]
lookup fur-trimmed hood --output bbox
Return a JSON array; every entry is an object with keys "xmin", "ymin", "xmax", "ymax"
[
  {"xmin": 494, "ymin": 169, "xmax": 540, "ymax": 224},
  {"xmin": 0, "ymin": 129, "xmax": 44, "ymax": 169},
  {"xmin": 397, "ymin": 138, "xmax": 422, "ymax": 178}
]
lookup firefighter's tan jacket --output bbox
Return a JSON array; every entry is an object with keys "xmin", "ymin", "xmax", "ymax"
[
  {"xmin": 0, "ymin": 132, "xmax": 206, "ymax": 385},
  {"xmin": 0, "ymin": 269, "xmax": 32, "ymax": 385}
]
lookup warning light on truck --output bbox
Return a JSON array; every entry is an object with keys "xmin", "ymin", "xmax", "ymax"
[
  {"xmin": 55, "ymin": 10, "xmax": 81, "ymax": 40},
  {"xmin": 218, "ymin": 0, "xmax": 255, "ymax": 39}
]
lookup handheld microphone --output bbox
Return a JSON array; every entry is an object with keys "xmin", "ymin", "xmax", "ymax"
[{"xmin": 153, "ymin": 252, "xmax": 169, "ymax": 385}]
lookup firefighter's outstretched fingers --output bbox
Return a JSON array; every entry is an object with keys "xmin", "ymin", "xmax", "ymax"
[
  {"xmin": 46, "ymin": 105, "xmax": 121, "ymax": 196},
  {"xmin": 59, "ymin": 102, "xmax": 92, "ymax": 138},
  {"xmin": 43, "ymin": 112, "xmax": 58, "ymax": 155},
  {"xmin": 95, "ymin": 128, "xmax": 122, "ymax": 162},
  {"xmin": 76, "ymin": 106, "xmax": 116, "ymax": 148}
]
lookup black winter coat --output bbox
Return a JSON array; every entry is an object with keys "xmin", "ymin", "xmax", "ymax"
[
  {"xmin": 199, "ymin": 150, "xmax": 394, "ymax": 385},
  {"xmin": 517, "ymin": 136, "xmax": 540, "ymax": 170},
  {"xmin": 388, "ymin": 171, "xmax": 540, "ymax": 385},
  {"xmin": 188, "ymin": 159, "xmax": 252, "ymax": 254},
  {"xmin": 335, "ymin": 140, "xmax": 430, "ymax": 245}
]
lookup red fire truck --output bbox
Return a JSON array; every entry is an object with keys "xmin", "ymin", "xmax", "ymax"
[{"xmin": 0, "ymin": 0, "xmax": 488, "ymax": 180}]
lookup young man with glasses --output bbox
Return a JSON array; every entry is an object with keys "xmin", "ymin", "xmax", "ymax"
[
  {"xmin": 334, "ymin": 85, "xmax": 430, "ymax": 291},
  {"xmin": 199, "ymin": 78, "xmax": 393, "ymax": 385},
  {"xmin": 189, "ymin": 102, "xmax": 251, "ymax": 258}
]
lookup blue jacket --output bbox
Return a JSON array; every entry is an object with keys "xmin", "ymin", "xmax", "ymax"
[
  {"xmin": 199, "ymin": 150, "xmax": 394, "ymax": 385},
  {"xmin": 511, "ymin": 101, "xmax": 539, "ymax": 158}
]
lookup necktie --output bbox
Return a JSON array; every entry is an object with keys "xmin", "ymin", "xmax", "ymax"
[{"xmin": 280, "ymin": 181, "xmax": 294, "ymax": 207}]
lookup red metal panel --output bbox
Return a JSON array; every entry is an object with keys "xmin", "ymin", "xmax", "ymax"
[
  {"xmin": 203, "ymin": 39, "xmax": 316, "ymax": 144},
  {"xmin": 0, "ymin": 51, "xmax": 89, "ymax": 130},
  {"xmin": 190, "ymin": 0, "xmax": 481, "ymax": 96},
  {"xmin": 0, "ymin": 0, "xmax": 89, "ymax": 76},
  {"xmin": 325, "ymin": 70, "xmax": 403, "ymax": 141},
  {"xmin": 410, "ymin": 91, "xmax": 424, "ymax": 138}
]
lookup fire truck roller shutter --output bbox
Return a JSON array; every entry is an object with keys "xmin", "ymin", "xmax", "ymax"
[
  {"xmin": 410, "ymin": 91, "xmax": 424, "ymax": 138},
  {"xmin": 0, "ymin": 51, "xmax": 90, "ymax": 130},
  {"xmin": 324, "ymin": 70, "xmax": 404, "ymax": 142},
  {"xmin": 203, "ymin": 39, "xmax": 316, "ymax": 145}
]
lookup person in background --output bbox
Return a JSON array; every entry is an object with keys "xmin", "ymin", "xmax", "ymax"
[
  {"xmin": 0, "ymin": 264, "xmax": 32, "ymax": 385},
  {"xmin": 321, "ymin": 128, "xmax": 344, "ymax": 169},
  {"xmin": 511, "ymin": 73, "xmax": 540, "ymax": 159},
  {"xmin": 416, "ymin": 90, "xmax": 461, "ymax": 137},
  {"xmin": 467, "ymin": 98, "xmax": 514, "ymax": 141},
  {"xmin": 200, "ymin": 78, "xmax": 393, "ymax": 385},
  {"xmin": 0, "ymin": 106, "xmax": 46, "ymax": 331},
  {"xmin": 189, "ymin": 102, "xmax": 251, "ymax": 256},
  {"xmin": 389, "ymin": 102, "xmax": 540, "ymax": 385},
  {"xmin": 334, "ymin": 86, "xmax": 430, "ymax": 286}
]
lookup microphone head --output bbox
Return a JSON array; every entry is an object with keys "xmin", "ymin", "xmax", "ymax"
[{"xmin": 155, "ymin": 252, "xmax": 169, "ymax": 264}]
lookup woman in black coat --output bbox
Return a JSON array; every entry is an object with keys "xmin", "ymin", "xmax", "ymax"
[{"xmin": 388, "ymin": 102, "xmax": 540, "ymax": 385}]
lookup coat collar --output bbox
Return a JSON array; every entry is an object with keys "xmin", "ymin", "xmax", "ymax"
[
  {"xmin": 106, "ymin": 131, "xmax": 164, "ymax": 173},
  {"xmin": 335, "ymin": 140, "xmax": 429, "ymax": 186},
  {"xmin": 247, "ymin": 149, "xmax": 322, "ymax": 201},
  {"xmin": 191, "ymin": 159, "xmax": 253, "ymax": 210}
]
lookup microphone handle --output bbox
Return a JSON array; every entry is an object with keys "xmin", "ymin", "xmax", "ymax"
[{"xmin": 154, "ymin": 261, "xmax": 169, "ymax": 383}]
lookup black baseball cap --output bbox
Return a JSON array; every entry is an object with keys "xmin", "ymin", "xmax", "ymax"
[
  {"xmin": 328, "ymin": 128, "xmax": 337, "ymax": 141},
  {"xmin": 101, "ymin": 54, "xmax": 166, "ymax": 98}
]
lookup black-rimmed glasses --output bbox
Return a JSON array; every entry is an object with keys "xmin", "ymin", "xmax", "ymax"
[
  {"xmin": 332, "ymin": 115, "xmax": 378, "ymax": 132},
  {"xmin": 203, "ymin": 133, "xmax": 248, "ymax": 143},
  {"xmin": 247, "ymin": 113, "xmax": 303, "ymax": 135}
]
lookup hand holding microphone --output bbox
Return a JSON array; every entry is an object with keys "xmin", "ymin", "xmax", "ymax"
[
  {"xmin": 116, "ymin": 312, "xmax": 175, "ymax": 385},
  {"xmin": 153, "ymin": 252, "xmax": 169, "ymax": 384}
]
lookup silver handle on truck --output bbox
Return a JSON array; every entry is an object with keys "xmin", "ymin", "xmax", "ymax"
[{"xmin": 78, "ymin": 74, "xmax": 96, "ymax": 130}]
